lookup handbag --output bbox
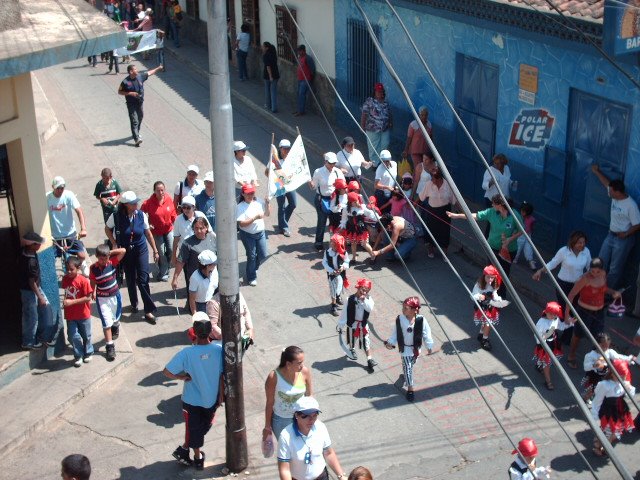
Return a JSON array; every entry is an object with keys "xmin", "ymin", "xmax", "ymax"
[
  {"xmin": 320, "ymin": 196, "xmax": 332, "ymax": 214},
  {"xmin": 607, "ymin": 298, "xmax": 625, "ymax": 318}
]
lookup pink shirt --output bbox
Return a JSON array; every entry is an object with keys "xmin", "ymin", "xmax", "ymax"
[{"xmin": 390, "ymin": 197, "xmax": 407, "ymax": 216}]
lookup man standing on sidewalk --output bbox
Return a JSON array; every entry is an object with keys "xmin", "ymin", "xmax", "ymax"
[
  {"xmin": 118, "ymin": 64, "xmax": 163, "ymax": 147},
  {"xmin": 590, "ymin": 164, "xmax": 640, "ymax": 289},
  {"xmin": 294, "ymin": 45, "xmax": 315, "ymax": 117}
]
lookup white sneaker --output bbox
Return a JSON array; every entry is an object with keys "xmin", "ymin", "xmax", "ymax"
[
  {"xmin": 83, "ymin": 356, "xmax": 92, "ymax": 363},
  {"xmin": 528, "ymin": 260, "xmax": 537, "ymax": 270},
  {"xmin": 74, "ymin": 358, "xmax": 82, "ymax": 368},
  {"xmin": 249, "ymin": 279, "xmax": 257, "ymax": 286}
]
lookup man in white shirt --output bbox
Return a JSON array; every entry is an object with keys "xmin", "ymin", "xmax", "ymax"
[
  {"xmin": 173, "ymin": 165, "xmax": 203, "ymax": 210},
  {"xmin": 373, "ymin": 150, "xmax": 397, "ymax": 213},
  {"xmin": 336, "ymin": 136, "xmax": 372, "ymax": 182},
  {"xmin": 591, "ymin": 165, "xmax": 640, "ymax": 289},
  {"xmin": 236, "ymin": 184, "xmax": 270, "ymax": 286},
  {"xmin": 47, "ymin": 176, "xmax": 88, "ymax": 262},
  {"xmin": 233, "ymin": 140, "xmax": 259, "ymax": 194},
  {"xmin": 308, "ymin": 152, "xmax": 345, "ymax": 251}
]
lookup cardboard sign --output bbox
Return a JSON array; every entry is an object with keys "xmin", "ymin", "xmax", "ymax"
[{"xmin": 508, "ymin": 109, "xmax": 555, "ymax": 149}]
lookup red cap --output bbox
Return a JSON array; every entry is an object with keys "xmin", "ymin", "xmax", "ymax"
[
  {"xmin": 347, "ymin": 192, "xmax": 361, "ymax": 204},
  {"xmin": 330, "ymin": 233, "xmax": 346, "ymax": 256},
  {"xmin": 612, "ymin": 359, "xmax": 631, "ymax": 381},
  {"xmin": 242, "ymin": 184, "xmax": 256, "ymax": 194},
  {"xmin": 512, "ymin": 438, "xmax": 538, "ymax": 457},
  {"xmin": 543, "ymin": 301, "xmax": 563, "ymax": 319},
  {"xmin": 356, "ymin": 278, "xmax": 372, "ymax": 290},
  {"xmin": 374, "ymin": 82, "xmax": 385, "ymax": 92},
  {"xmin": 334, "ymin": 178, "xmax": 348, "ymax": 190},
  {"xmin": 403, "ymin": 296, "xmax": 421, "ymax": 309},
  {"xmin": 348, "ymin": 180, "xmax": 360, "ymax": 192}
]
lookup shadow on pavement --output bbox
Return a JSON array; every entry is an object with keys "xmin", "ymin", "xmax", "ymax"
[
  {"xmin": 119, "ymin": 459, "xmax": 228, "ymax": 479},
  {"xmin": 311, "ymin": 357, "xmax": 365, "ymax": 374},
  {"xmin": 135, "ymin": 329, "xmax": 190, "ymax": 349},
  {"xmin": 137, "ymin": 370, "xmax": 179, "ymax": 388},
  {"xmin": 292, "ymin": 305, "xmax": 328, "ymax": 328},
  {"xmin": 94, "ymin": 137, "xmax": 135, "ymax": 147},
  {"xmin": 353, "ymin": 382, "xmax": 399, "ymax": 400},
  {"xmin": 146, "ymin": 394, "xmax": 182, "ymax": 428}
]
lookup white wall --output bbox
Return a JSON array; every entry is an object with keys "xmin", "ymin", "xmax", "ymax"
[{"xmin": 230, "ymin": 0, "xmax": 335, "ymax": 78}]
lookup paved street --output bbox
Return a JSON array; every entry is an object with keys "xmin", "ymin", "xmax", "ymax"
[{"xmin": 4, "ymin": 48, "xmax": 640, "ymax": 480}]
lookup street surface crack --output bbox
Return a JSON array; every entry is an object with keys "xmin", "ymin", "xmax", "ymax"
[{"xmin": 62, "ymin": 418, "xmax": 147, "ymax": 451}]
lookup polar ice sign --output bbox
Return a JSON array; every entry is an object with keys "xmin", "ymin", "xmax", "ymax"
[{"xmin": 508, "ymin": 109, "xmax": 555, "ymax": 149}]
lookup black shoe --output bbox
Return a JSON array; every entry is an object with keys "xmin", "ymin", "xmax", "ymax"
[
  {"xmin": 480, "ymin": 338, "xmax": 492, "ymax": 351},
  {"xmin": 111, "ymin": 322, "xmax": 120, "ymax": 340},
  {"xmin": 350, "ymin": 348, "xmax": 358, "ymax": 360},
  {"xmin": 335, "ymin": 295, "xmax": 343, "ymax": 306},
  {"xmin": 314, "ymin": 243, "xmax": 323, "ymax": 251},
  {"xmin": 477, "ymin": 333, "xmax": 483, "ymax": 342},
  {"xmin": 406, "ymin": 391, "xmax": 415, "ymax": 402},
  {"xmin": 172, "ymin": 445, "xmax": 192, "ymax": 466},
  {"xmin": 194, "ymin": 451, "xmax": 205, "ymax": 470},
  {"xmin": 330, "ymin": 305, "xmax": 339, "ymax": 317},
  {"xmin": 130, "ymin": 305, "xmax": 139, "ymax": 314},
  {"xmin": 106, "ymin": 343, "xmax": 116, "ymax": 362},
  {"xmin": 145, "ymin": 313, "xmax": 157, "ymax": 325},
  {"xmin": 367, "ymin": 358, "xmax": 378, "ymax": 369}
]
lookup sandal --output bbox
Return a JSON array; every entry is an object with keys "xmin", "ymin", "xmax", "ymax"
[
  {"xmin": 592, "ymin": 440, "xmax": 606, "ymax": 457},
  {"xmin": 544, "ymin": 380, "xmax": 555, "ymax": 390},
  {"xmin": 567, "ymin": 358, "xmax": 578, "ymax": 369}
]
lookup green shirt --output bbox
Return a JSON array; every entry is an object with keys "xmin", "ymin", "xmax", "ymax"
[
  {"xmin": 476, "ymin": 208, "xmax": 523, "ymax": 252},
  {"xmin": 93, "ymin": 179, "xmax": 122, "ymax": 217}
]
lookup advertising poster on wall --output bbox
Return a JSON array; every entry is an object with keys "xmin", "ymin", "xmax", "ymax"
[
  {"xmin": 603, "ymin": 0, "xmax": 640, "ymax": 56},
  {"xmin": 508, "ymin": 109, "xmax": 555, "ymax": 149}
]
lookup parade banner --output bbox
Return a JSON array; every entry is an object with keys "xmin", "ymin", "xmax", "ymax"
[
  {"xmin": 114, "ymin": 30, "xmax": 158, "ymax": 57},
  {"xmin": 267, "ymin": 135, "xmax": 311, "ymax": 199}
]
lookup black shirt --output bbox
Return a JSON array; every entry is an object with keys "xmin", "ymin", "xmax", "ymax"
[
  {"xmin": 18, "ymin": 248, "xmax": 40, "ymax": 290},
  {"xmin": 262, "ymin": 49, "xmax": 280, "ymax": 80},
  {"xmin": 119, "ymin": 72, "xmax": 149, "ymax": 105}
]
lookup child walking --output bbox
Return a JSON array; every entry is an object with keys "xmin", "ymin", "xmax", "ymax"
[
  {"xmin": 89, "ymin": 244, "xmax": 126, "ymax": 362},
  {"xmin": 514, "ymin": 201, "xmax": 536, "ymax": 270},
  {"xmin": 188, "ymin": 250, "xmax": 219, "ymax": 314},
  {"xmin": 533, "ymin": 301, "xmax": 573, "ymax": 390},
  {"xmin": 322, "ymin": 233, "xmax": 350, "ymax": 316},
  {"xmin": 472, "ymin": 265, "xmax": 509, "ymax": 351},
  {"xmin": 591, "ymin": 359, "xmax": 636, "ymax": 456},
  {"xmin": 62, "ymin": 256, "xmax": 94, "ymax": 367},
  {"xmin": 340, "ymin": 192, "xmax": 375, "ymax": 262},
  {"xmin": 507, "ymin": 438, "xmax": 551, "ymax": 479},
  {"xmin": 384, "ymin": 296, "xmax": 435, "ymax": 402},
  {"xmin": 582, "ymin": 332, "xmax": 636, "ymax": 403}
]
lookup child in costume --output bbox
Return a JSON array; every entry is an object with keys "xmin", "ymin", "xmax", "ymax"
[
  {"xmin": 322, "ymin": 233, "xmax": 350, "ymax": 317},
  {"xmin": 472, "ymin": 265, "xmax": 509, "ymax": 351},
  {"xmin": 328, "ymin": 178, "xmax": 348, "ymax": 233},
  {"xmin": 340, "ymin": 192, "xmax": 376, "ymax": 262},
  {"xmin": 533, "ymin": 301, "xmax": 573, "ymax": 390},
  {"xmin": 337, "ymin": 278, "xmax": 377, "ymax": 370},
  {"xmin": 508, "ymin": 438, "xmax": 551, "ymax": 479}
]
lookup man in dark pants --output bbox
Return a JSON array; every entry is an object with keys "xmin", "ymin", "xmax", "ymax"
[
  {"xmin": 308, "ymin": 152, "xmax": 345, "ymax": 251},
  {"xmin": 118, "ymin": 64, "xmax": 163, "ymax": 147}
]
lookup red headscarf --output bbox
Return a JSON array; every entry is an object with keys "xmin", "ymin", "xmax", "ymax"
[
  {"xmin": 347, "ymin": 180, "xmax": 360, "ymax": 192},
  {"xmin": 347, "ymin": 191, "xmax": 361, "ymax": 205},
  {"xmin": 355, "ymin": 278, "xmax": 372, "ymax": 290},
  {"xmin": 332, "ymin": 178, "xmax": 348, "ymax": 200},
  {"xmin": 482, "ymin": 265, "xmax": 502, "ymax": 288},
  {"xmin": 543, "ymin": 301, "xmax": 563, "ymax": 319},
  {"xmin": 368, "ymin": 195, "xmax": 381, "ymax": 215},
  {"xmin": 512, "ymin": 438, "xmax": 538, "ymax": 457},
  {"xmin": 403, "ymin": 296, "xmax": 421, "ymax": 309},
  {"xmin": 330, "ymin": 233, "xmax": 346, "ymax": 257}
]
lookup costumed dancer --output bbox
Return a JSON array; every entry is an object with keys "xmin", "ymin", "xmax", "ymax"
[
  {"xmin": 533, "ymin": 302, "xmax": 573, "ymax": 391},
  {"xmin": 384, "ymin": 296, "xmax": 435, "ymax": 402},
  {"xmin": 364, "ymin": 195, "xmax": 381, "ymax": 243},
  {"xmin": 322, "ymin": 233, "xmax": 350, "ymax": 317},
  {"xmin": 340, "ymin": 192, "xmax": 375, "ymax": 262},
  {"xmin": 347, "ymin": 180, "xmax": 365, "ymax": 204},
  {"xmin": 582, "ymin": 332, "xmax": 636, "ymax": 403},
  {"xmin": 337, "ymin": 278, "xmax": 378, "ymax": 370},
  {"xmin": 328, "ymin": 178, "xmax": 348, "ymax": 234},
  {"xmin": 591, "ymin": 359, "xmax": 636, "ymax": 456},
  {"xmin": 472, "ymin": 265, "xmax": 509, "ymax": 351},
  {"xmin": 508, "ymin": 438, "xmax": 551, "ymax": 479}
]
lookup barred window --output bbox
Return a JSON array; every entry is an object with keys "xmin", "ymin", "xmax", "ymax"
[
  {"xmin": 186, "ymin": 0, "xmax": 199, "ymax": 19},
  {"xmin": 241, "ymin": 0, "xmax": 260, "ymax": 45},
  {"xmin": 275, "ymin": 5, "xmax": 297, "ymax": 63}
]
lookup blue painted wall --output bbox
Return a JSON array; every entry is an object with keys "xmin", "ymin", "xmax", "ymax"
[{"xmin": 334, "ymin": 0, "xmax": 640, "ymax": 272}]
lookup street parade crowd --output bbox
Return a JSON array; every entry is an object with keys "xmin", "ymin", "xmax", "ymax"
[{"xmin": 19, "ymin": 4, "xmax": 640, "ymax": 478}]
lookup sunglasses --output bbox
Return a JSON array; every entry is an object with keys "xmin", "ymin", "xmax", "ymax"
[{"xmin": 297, "ymin": 412, "xmax": 319, "ymax": 420}]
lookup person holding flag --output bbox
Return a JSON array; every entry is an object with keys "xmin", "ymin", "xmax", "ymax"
[{"xmin": 265, "ymin": 138, "xmax": 297, "ymax": 237}]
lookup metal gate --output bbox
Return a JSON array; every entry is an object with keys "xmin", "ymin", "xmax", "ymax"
[{"xmin": 346, "ymin": 19, "xmax": 379, "ymax": 107}]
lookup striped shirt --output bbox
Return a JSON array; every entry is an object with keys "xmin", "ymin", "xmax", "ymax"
[{"xmin": 90, "ymin": 258, "xmax": 120, "ymax": 297}]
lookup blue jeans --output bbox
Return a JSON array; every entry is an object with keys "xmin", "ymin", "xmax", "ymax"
[
  {"xmin": 237, "ymin": 49, "xmax": 248, "ymax": 80},
  {"xmin": 157, "ymin": 48, "xmax": 165, "ymax": 67},
  {"xmin": 314, "ymin": 194, "xmax": 329, "ymax": 247},
  {"xmin": 365, "ymin": 129, "xmax": 391, "ymax": 165},
  {"xmin": 153, "ymin": 232, "xmax": 173, "ymax": 278},
  {"xmin": 264, "ymin": 79, "xmax": 279, "ymax": 112},
  {"xmin": 599, "ymin": 232, "xmax": 635, "ymax": 289},
  {"xmin": 297, "ymin": 80, "xmax": 309, "ymax": 114},
  {"xmin": 20, "ymin": 289, "xmax": 55, "ymax": 347},
  {"xmin": 170, "ymin": 20, "xmax": 180, "ymax": 47},
  {"xmin": 239, "ymin": 230, "xmax": 268, "ymax": 282},
  {"xmin": 383, "ymin": 237, "xmax": 418, "ymax": 261},
  {"xmin": 276, "ymin": 191, "xmax": 297, "ymax": 231},
  {"xmin": 271, "ymin": 413, "xmax": 293, "ymax": 441},
  {"xmin": 67, "ymin": 319, "xmax": 94, "ymax": 360}
]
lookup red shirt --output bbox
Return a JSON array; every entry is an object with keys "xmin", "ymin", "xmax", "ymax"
[
  {"xmin": 296, "ymin": 54, "xmax": 312, "ymax": 81},
  {"xmin": 62, "ymin": 274, "xmax": 92, "ymax": 321},
  {"xmin": 141, "ymin": 193, "xmax": 177, "ymax": 235}
]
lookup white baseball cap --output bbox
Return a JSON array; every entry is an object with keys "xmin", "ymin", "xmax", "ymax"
[
  {"xmin": 52, "ymin": 176, "xmax": 65, "ymax": 189},
  {"xmin": 279, "ymin": 139, "xmax": 292, "ymax": 148},
  {"xmin": 181, "ymin": 195, "xmax": 196, "ymax": 207},
  {"xmin": 197, "ymin": 249, "xmax": 217, "ymax": 265},
  {"xmin": 120, "ymin": 191, "xmax": 140, "ymax": 204},
  {"xmin": 379, "ymin": 150, "xmax": 392, "ymax": 161},
  {"xmin": 187, "ymin": 164, "xmax": 200, "ymax": 174},
  {"xmin": 294, "ymin": 396, "xmax": 321, "ymax": 414},
  {"xmin": 324, "ymin": 152, "xmax": 338, "ymax": 164},
  {"xmin": 233, "ymin": 140, "xmax": 248, "ymax": 151},
  {"xmin": 203, "ymin": 171, "xmax": 214, "ymax": 183}
]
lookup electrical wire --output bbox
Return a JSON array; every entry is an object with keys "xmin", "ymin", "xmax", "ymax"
[{"xmin": 264, "ymin": 0, "xmax": 607, "ymax": 476}]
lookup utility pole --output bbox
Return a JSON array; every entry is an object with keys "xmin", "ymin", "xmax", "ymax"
[{"xmin": 207, "ymin": 0, "xmax": 248, "ymax": 472}]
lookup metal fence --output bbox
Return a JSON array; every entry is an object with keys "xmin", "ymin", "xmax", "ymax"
[{"xmin": 347, "ymin": 18, "xmax": 380, "ymax": 106}]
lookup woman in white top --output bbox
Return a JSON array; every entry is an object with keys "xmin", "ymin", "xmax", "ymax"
[
  {"xmin": 236, "ymin": 184, "xmax": 270, "ymax": 286},
  {"xmin": 481, "ymin": 153, "xmax": 514, "ymax": 206},
  {"xmin": 235, "ymin": 23, "xmax": 250, "ymax": 81},
  {"xmin": 336, "ymin": 136, "xmax": 372, "ymax": 183},
  {"xmin": 418, "ymin": 163, "xmax": 458, "ymax": 258},
  {"xmin": 411, "ymin": 154, "xmax": 433, "ymax": 201},
  {"xmin": 264, "ymin": 346, "xmax": 313, "ymax": 442},
  {"xmin": 187, "ymin": 250, "xmax": 218, "ymax": 314},
  {"xmin": 373, "ymin": 150, "xmax": 398, "ymax": 214}
]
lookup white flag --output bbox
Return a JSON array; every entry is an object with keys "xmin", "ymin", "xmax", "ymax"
[
  {"xmin": 267, "ymin": 135, "xmax": 311, "ymax": 199},
  {"xmin": 114, "ymin": 30, "xmax": 159, "ymax": 57}
]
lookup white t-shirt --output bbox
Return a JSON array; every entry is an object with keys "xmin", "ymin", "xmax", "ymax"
[
  {"xmin": 482, "ymin": 165, "xmax": 512, "ymax": 200},
  {"xmin": 237, "ymin": 31, "xmax": 250, "ymax": 52},
  {"xmin": 545, "ymin": 246, "xmax": 591, "ymax": 283},
  {"xmin": 47, "ymin": 190, "xmax": 81, "ymax": 239},
  {"xmin": 375, "ymin": 161, "xmax": 398, "ymax": 196},
  {"xmin": 311, "ymin": 166, "xmax": 345, "ymax": 197},
  {"xmin": 105, "ymin": 211, "xmax": 150, "ymax": 229},
  {"xmin": 188, "ymin": 268, "xmax": 219, "ymax": 303},
  {"xmin": 236, "ymin": 199, "xmax": 266, "ymax": 234},
  {"xmin": 234, "ymin": 156, "xmax": 258, "ymax": 188},
  {"xmin": 336, "ymin": 148, "xmax": 369, "ymax": 177},
  {"xmin": 174, "ymin": 179, "xmax": 204, "ymax": 200},
  {"xmin": 277, "ymin": 420, "xmax": 331, "ymax": 480},
  {"xmin": 609, "ymin": 196, "xmax": 640, "ymax": 233},
  {"xmin": 173, "ymin": 211, "xmax": 206, "ymax": 249}
]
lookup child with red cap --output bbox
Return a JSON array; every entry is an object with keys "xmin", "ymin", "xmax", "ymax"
[
  {"xmin": 508, "ymin": 438, "xmax": 551, "ymax": 479},
  {"xmin": 340, "ymin": 192, "xmax": 376, "ymax": 262},
  {"xmin": 322, "ymin": 233, "xmax": 350, "ymax": 316},
  {"xmin": 384, "ymin": 296, "xmax": 435, "ymax": 402},
  {"xmin": 328, "ymin": 178, "xmax": 348, "ymax": 233},
  {"xmin": 338, "ymin": 278, "xmax": 377, "ymax": 370},
  {"xmin": 591, "ymin": 358, "xmax": 636, "ymax": 456},
  {"xmin": 533, "ymin": 302, "xmax": 575, "ymax": 390},
  {"xmin": 472, "ymin": 265, "xmax": 509, "ymax": 351}
]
